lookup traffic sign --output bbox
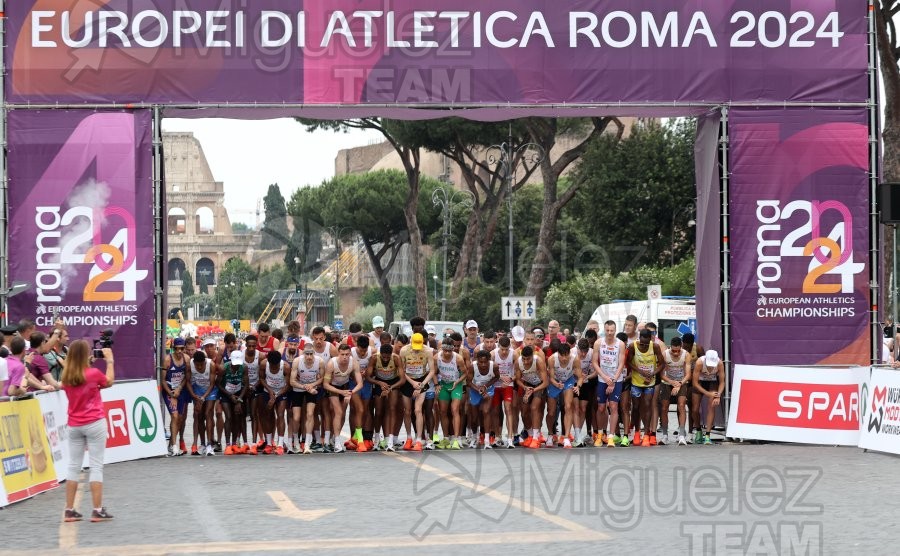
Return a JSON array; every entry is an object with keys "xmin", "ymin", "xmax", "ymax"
[
  {"xmin": 334, "ymin": 314, "xmax": 344, "ymax": 331},
  {"xmin": 677, "ymin": 318, "xmax": 697, "ymax": 337},
  {"xmin": 501, "ymin": 296, "xmax": 537, "ymax": 320}
]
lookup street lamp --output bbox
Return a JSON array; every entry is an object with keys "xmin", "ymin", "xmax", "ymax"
[
  {"xmin": 0, "ymin": 281, "xmax": 29, "ymax": 324},
  {"xmin": 432, "ymin": 187, "xmax": 475, "ymax": 320},
  {"xmin": 671, "ymin": 203, "xmax": 696, "ymax": 266},
  {"xmin": 326, "ymin": 225, "xmax": 350, "ymax": 321},
  {"xmin": 433, "ymin": 274, "xmax": 439, "ymax": 301},
  {"xmin": 486, "ymin": 130, "xmax": 545, "ymax": 295}
]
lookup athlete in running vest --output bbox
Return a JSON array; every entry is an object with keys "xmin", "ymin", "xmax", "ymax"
[
  {"xmin": 368, "ymin": 343, "xmax": 405, "ymax": 451},
  {"xmin": 291, "ymin": 344, "xmax": 324, "ymax": 454},
  {"xmin": 462, "ymin": 320, "xmax": 480, "ymax": 358},
  {"xmin": 515, "ymin": 346, "xmax": 549, "ymax": 449},
  {"xmin": 323, "ymin": 343, "xmax": 363, "ymax": 453},
  {"xmin": 370, "ymin": 316, "xmax": 385, "ymax": 349},
  {"xmin": 436, "ymin": 338, "xmax": 468, "ymax": 450},
  {"xmin": 399, "ymin": 333, "xmax": 435, "ymax": 450},
  {"xmin": 691, "ymin": 349, "xmax": 724, "ymax": 445},
  {"xmin": 218, "ymin": 350, "xmax": 249, "ymax": 455},
  {"xmin": 661, "ymin": 336, "xmax": 693, "ymax": 446},
  {"xmin": 574, "ymin": 338, "xmax": 596, "ymax": 447},
  {"xmin": 620, "ymin": 314, "xmax": 639, "ymax": 446},
  {"xmin": 162, "ymin": 337, "xmax": 189, "ymax": 456},
  {"xmin": 256, "ymin": 323, "xmax": 279, "ymax": 356},
  {"xmin": 280, "ymin": 335, "xmax": 302, "ymax": 452},
  {"xmin": 257, "ymin": 350, "xmax": 290, "ymax": 455},
  {"xmin": 593, "ymin": 320, "xmax": 626, "ymax": 448},
  {"xmin": 207, "ymin": 337, "xmax": 227, "ymax": 452},
  {"xmin": 626, "ymin": 329, "xmax": 665, "ymax": 447},
  {"xmin": 545, "ymin": 343, "xmax": 583, "ymax": 448},
  {"xmin": 307, "ymin": 327, "xmax": 337, "ymax": 452},
  {"xmin": 243, "ymin": 335, "xmax": 263, "ymax": 452},
  {"xmin": 491, "ymin": 336, "xmax": 518, "ymax": 448},
  {"xmin": 187, "ymin": 348, "xmax": 218, "ymax": 456},
  {"xmin": 349, "ymin": 335, "xmax": 375, "ymax": 451},
  {"xmin": 469, "ymin": 350, "xmax": 499, "ymax": 450}
]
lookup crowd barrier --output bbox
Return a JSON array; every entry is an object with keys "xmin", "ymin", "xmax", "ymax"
[
  {"xmin": 0, "ymin": 379, "xmax": 167, "ymax": 508},
  {"xmin": 727, "ymin": 364, "xmax": 900, "ymax": 456}
]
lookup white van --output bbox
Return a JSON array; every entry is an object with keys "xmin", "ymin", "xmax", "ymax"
[{"xmin": 588, "ymin": 298, "xmax": 695, "ymax": 342}]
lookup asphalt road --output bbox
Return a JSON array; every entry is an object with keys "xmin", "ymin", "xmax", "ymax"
[{"xmin": 2, "ymin": 442, "xmax": 899, "ymax": 555}]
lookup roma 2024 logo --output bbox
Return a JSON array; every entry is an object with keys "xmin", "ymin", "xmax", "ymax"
[
  {"xmin": 755, "ymin": 199, "xmax": 865, "ymax": 295},
  {"xmin": 35, "ymin": 205, "xmax": 148, "ymax": 303}
]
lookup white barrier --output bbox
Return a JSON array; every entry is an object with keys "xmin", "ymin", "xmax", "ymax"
[
  {"xmin": 727, "ymin": 365, "xmax": 868, "ymax": 446},
  {"xmin": 858, "ymin": 367, "xmax": 900, "ymax": 455}
]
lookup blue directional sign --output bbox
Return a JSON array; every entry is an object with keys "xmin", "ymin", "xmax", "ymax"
[
  {"xmin": 677, "ymin": 318, "xmax": 697, "ymax": 337},
  {"xmin": 501, "ymin": 296, "xmax": 537, "ymax": 321}
]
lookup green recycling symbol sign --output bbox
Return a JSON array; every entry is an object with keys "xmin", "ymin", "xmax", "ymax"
[{"xmin": 132, "ymin": 396, "xmax": 158, "ymax": 443}]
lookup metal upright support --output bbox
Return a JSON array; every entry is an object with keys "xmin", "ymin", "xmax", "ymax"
[
  {"xmin": 152, "ymin": 108, "xmax": 165, "ymax": 386},
  {"xmin": 868, "ymin": 0, "xmax": 882, "ymax": 363},
  {"xmin": 0, "ymin": 0, "xmax": 8, "ymax": 325},
  {"xmin": 719, "ymin": 106, "xmax": 732, "ymax": 418}
]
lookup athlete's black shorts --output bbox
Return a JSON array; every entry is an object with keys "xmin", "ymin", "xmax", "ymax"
[
  {"xmin": 290, "ymin": 389, "xmax": 318, "ymax": 406},
  {"xmin": 326, "ymin": 383, "xmax": 352, "ymax": 397},
  {"xmin": 578, "ymin": 377, "xmax": 599, "ymax": 401},
  {"xmin": 698, "ymin": 380, "xmax": 719, "ymax": 395},
  {"xmin": 372, "ymin": 376, "xmax": 400, "ymax": 397}
]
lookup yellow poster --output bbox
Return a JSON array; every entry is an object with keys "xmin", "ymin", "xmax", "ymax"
[{"xmin": 0, "ymin": 398, "xmax": 58, "ymax": 504}]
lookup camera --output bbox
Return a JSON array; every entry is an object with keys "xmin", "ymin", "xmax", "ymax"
[{"xmin": 93, "ymin": 329, "xmax": 114, "ymax": 359}]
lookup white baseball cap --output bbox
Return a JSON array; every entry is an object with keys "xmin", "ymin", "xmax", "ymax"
[
  {"xmin": 201, "ymin": 338, "xmax": 216, "ymax": 348},
  {"xmin": 425, "ymin": 324, "xmax": 436, "ymax": 335},
  {"xmin": 230, "ymin": 350, "xmax": 244, "ymax": 365},
  {"xmin": 511, "ymin": 325, "xmax": 526, "ymax": 342},
  {"xmin": 372, "ymin": 316, "xmax": 385, "ymax": 328},
  {"xmin": 465, "ymin": 320, "xmax": 478, "ymax": 330},
  {"xmin": 705, "ymin": 350, "xmax": 720, "ymax": 367}
]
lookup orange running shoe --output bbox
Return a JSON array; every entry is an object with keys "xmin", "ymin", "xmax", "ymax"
[
  {"xmin": 364, "ymin": 440, "xmax": 374, "ymax": 451},
  {"xmin": 263, "ymin": 445, "xmax": 273, "ymax": 455},
  {"xmin": 190, "ymin": 445, "xmax": 199, "ymax": 456},
  {"xmin": 179, "ymin": 440, "xmax": 187, "ymax": 453},
  {"xmin": 633, "ymin": 430, "xmax": 642, "ymax": 446},
  {"xmin": 641, "ymin": 435, "xmax": 651, "ymax": 447},
  {"xmin": 248, "ymin": 444, "xmax": 258, "ymax": 455},
  {"xmin": 275, "ymin": 445, "xmax": 285, "ymax": 456},
  {"xmin": 403, "ymin": 438, "xmax": 413, "ymax": 451},
  {"xmin": 412, "ymin": 441, "xmax": 423, "ymax": 452},
  {"xmin": 649, "ymin": 435, "xmax": 657, "ymax": 446},
  {"xmin": 345, "ymin": 439, "xmax": 358, "ymax": 450},
  {"xmin": 357, "ymin": 440, "xmax": 369, "ymax": 452},
  {"xmin": 224, "ymin": 445, "xmax": 234, "ymax": 455}
]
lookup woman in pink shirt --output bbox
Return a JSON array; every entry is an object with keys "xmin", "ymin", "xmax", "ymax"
[{"xmin": 60, "ymin": 340, "xmax": 115, "ymax": 523}]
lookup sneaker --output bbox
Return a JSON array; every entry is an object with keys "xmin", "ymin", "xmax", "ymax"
[
  {"xmin": 356, "ymin": 441, "xmax": 369, "ymax": 453},
  {"xmin": 224, "ymin": 445, "xmax": 234, "ymax": 455},
  {"xmin": 618, "ymin": 436, "xmax": 630, "ymax": 447},
  {"xmin": 364, "ymin": 440, "xmax": 374, "ymax": 451},
  {"xmin": 677, "ymin": 434, "xmax": 688, "ymax": 446},
  {"xmin": 403, "ymin": 438, "xmax": 414, "ymax": 451},
  {"xmin": 263, "ymin": 445, "xmax": 273, "ymax": 455},
  {"xmin": 467, "ymin": 438, "xmax": 478, "ymax": 449},
  {"xmin": 484, "ymin": 442, "xmax": 493, "ymax": 450},
  {"xmin": 641, "ymin": 435, "xmax": 651, "ymax": 447},
  {"xmin": 606, "ymin": 437, "xmax": 616, "ymax": 448},
  {"xmin": 649, "ymin": 435, "xmax": 657, "ymax": 446},
  {"xmin": 424, "ymin": 441, "xmax": 434, "ymax": 450},
  {"xmin": 563, "ymin": 438, "xmax": 573, "ymax": 449},
  {"xmin": 167, "ymin": 445, "xmax": 176, "ymax": 457},
  {"xmin": 311, "ymin": 442, "xmax": 324, "ymax": 453},
  {"xmin": 412, "ymin": 441, "xmax": 423, "ymax": 452},
  {"xmin": 302, "ymin": 444, "xmax": 313, "ymax": 454},
  {"xmin": 437, "ymin": 438, "xmax": 450, "ymax": 450},
  {"xmin": 601, "ymin": 433, "xmax": 609, "ymax": 444},
  {"xmin": 703, "ymin": 434, "xmax": 713, "ymax": 445},
  {"xmin": 693, "ymin": 430, "xmax": 703, "ymax": 444},
  {"xmin": 214, "ymin": 442, "xmax": 222, "ymax": 453},
  {"xmin": 545, "ymin": 436, "xmax": 553, "ymax": 447},
  {"xmin": 275, "ymin": 445, "xmax": 285, "ymax": 456},
  {"xmin": 248, "ymin": 444, "xmax": 258, "ymax": 455},
  {"xmin": 593, "ymin": 435, "xmax": 604, "ymax": 447},
  {"xmin": 385, "ymin": 444, "xmax": 396, "ymax": 453},
  {"xmin": 526, "ymin": 437, "xmax": 541, "ymax": 449},
  {"xmin": 345, "ymin": 439, "xmax": 358, "ymax": 450},
  {"xmin": 63, "ymin": 509, "xmax": 83, "ymax": 522},
  {"xmin": 333, "ymin": 444, "xmax": 345, "ymax": 453},
  {"xmin": 432, "ymin": 433, "xmax": 441, "ymax": 443},
  {"xmin": 179, "ymin": 440, "xmax": 187, "ymax": 453},
  {"xmin": 514, "ymin": 435, "xmax": 522, "ymax": 446},
  {"xmin": 377, "ymin": 439, "xmax": 388, "ymax": 451},
  {"xmin": 205, "ymin": 445, "xmax": 215, "ymax": 456},
  {"xmin": 633, "ymin": 431, "xmax": 642, "ymax": 446},
  {"xmin": 659, "ymin": 434, "xmax": 668, "ymax": 446},
  {"xmin": 239, "ymin": 444, "xmax": 250, "ymax": 454},
  {"xmin": 450, "ymin": 439, "xmax": 461, "ymax": 450},
  {"xmin": 323, "ymin": 444, "xmax": 335, "ymax": 453},
  {"xmin": 506, "ymin": 438, "xmax": 515, "ymax": 449},
  {"xmin": 190, "ymin": 445, "xmax": 199, "ymax": 456},
  {"xmin": 90, "ymin": 508, "xmax": 114, "ymax": 522}
]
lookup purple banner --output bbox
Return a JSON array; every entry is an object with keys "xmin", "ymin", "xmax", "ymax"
[
  {"xmin": 7, "ymin": 111, "xmax": 155, "ymax": 380},
  {"xmin": 7, "ymin": 0, "xmax": 866, "ymax": 106},
  {"xmin": 729, "ymin": 108, "xmax": 870, "ymax": 366}
]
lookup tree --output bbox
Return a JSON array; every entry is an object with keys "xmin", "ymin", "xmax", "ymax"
[
  {"xmin": 181, "ymin": 269, "xmax": 194, "ymax": 299},
  {"xmin": 876, "ymin": 3, "xmax": 900, "ymax": 310},
  {"xmin": 216, "ymin": 257, "xmax": 257, "ymax": 319},
  {"xmin": 232, "ymin": 222, "xmax": 251, "ymax": 234},
  {"xmin": 299, "ymin": 118, "xmax": 430, "ymax": 317},
  {"xmin": 288, "ymin": 170, "xmax": 441, "ymax": 322},
  {"xmin": 523, "ymin": 117, "xmax": 625, "ymax": 300},
  {"xmin": 568, "ymin": 119, "xmax": 697, "ymax": 273},
  {"xmin": 360, "ymin": 286, "xmax": 417, "ymax": 320},
  {"xmin": 260, "ymin": 183, "xmax": 289, "ymax": 250},
  {"xmin": 183, "ymin": 294, "xmax": 215, "ymax": 319},
  {"xmin": 285, "ymin": 187, "xmax": 324, "ymax": 279}
]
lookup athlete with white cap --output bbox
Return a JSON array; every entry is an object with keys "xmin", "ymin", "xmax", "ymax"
[{"xmin": 691, "ymin": 349, "xmax": 724, "ymax": 445}]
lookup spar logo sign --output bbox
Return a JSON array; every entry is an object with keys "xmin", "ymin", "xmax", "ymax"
[
  {"xmin": 865, "ymin": 385, "xmax": 900, "ymax": 436},
  {"xmin": 132, "ymin": 396, "xmax": 158, "ymax": 443}
]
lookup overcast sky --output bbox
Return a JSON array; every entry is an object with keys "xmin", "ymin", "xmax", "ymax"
[{"xmin": 162, "ymin": 118, "xmax": 383, "ymax": 227}]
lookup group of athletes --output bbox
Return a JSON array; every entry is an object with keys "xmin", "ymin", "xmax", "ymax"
[{"xmin": 160, "ymin": 315, "xmax": 726, "ymax": 457}]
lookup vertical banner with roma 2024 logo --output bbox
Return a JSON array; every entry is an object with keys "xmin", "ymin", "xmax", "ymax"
[
  {"xmin": 7, "ymin": 111, "xmax": 154, "ymax": 379},
  {"xmin": 729, "ymin": 108, "xmax": 870, "ymax": 366}
]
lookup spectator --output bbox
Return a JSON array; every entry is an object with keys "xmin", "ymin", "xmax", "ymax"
[
  {"xmin": 28, "ymin": 331, "xmax": 60, "ymax": 390},
  {"xmin": 17, "ymin": 319, "xmax": 36, "ymax": 343},
  {"xmin": 45, "ymin": 327, "xmax": 69, "ymax": 382},
  {"xmin": 547, "ymin": 320, "xmax": 567, "ymax": 343},
  {"xmin": 0, "ymin": 358, "xmax": 7, "ymax": 396},
  {"xmin": 0, "ymin": 324, "xmax": 17, "ymax": 357},
  {"xmin": 3, "ymin": 337, "xmax": 31, "ymax": 396}
]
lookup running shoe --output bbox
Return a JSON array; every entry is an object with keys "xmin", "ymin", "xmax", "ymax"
[
  {"xmin": 703, "ymin": 435, "xmax": 712, "ymax": 445},
  {"xmin": 403, "ymin": 438, "xmax": 414, "ymax": 451},
  {"xmin": 345, "ymin": 439, "xmax": 358, "ymax": 450},
  {"xmin": 302, "ymin": 444, "xmax": 313, "ymax": 454},
  {"xmin": 506, "ymin": 438, "xmax": 515, "ymax": 449},
  {"xmin": 385, "ymin": 444, "xmax": 396, "ymax": 452},
  {"xmin": 311, "ymin": 442, "xmax": 324, "ymax": 453},
  {"xmin": 526, "ymin": 437, "xmax": 541, "ymax": 449},
  {"xmin": 248, "ymin": 444, "xmax": 258, "ymax": 455},
  {"xmin": 190, "ymin": 445, "xmax": 200, "ymax": 456},
  {"xmin": 63, "ymin": 509, "xmax": 83, "ymax": 522},
  {"xmin": 649, "ymin": 435, "xmax": 657, "ymax": 446},
  {"xmin": 677, "ymin": 434, "xmax": 688, "ymax": 446},
  {"xmin": 618, "ymin": 436, "xmax": 630, "ymax": 447},
  {"xmin": 633, "ymin": 431, "xmax": 642, "ymax": 446},
  {"xmin": 377, "ymin": 439, "xmax": 388, "ymax": 451},
  {"xmin": 364, "ymin": 440, "xmax": 375, "ymax": 451},
  {"xmin": 263, "ymin": 445, "xmax": 273, "ymax": 455},
  {"xmin": 467, "ymin": 437, "xmax": 478, "ymax": 449},
  {"xmin": 641, "ymin": 435, "xmax": 651, "ymax": 447},
  {"xmin": 545, "ymin": 436, "xmax": 553, "ymax": 448},
  {"xmin": 563, "ymin": 438, "xmax": 573, "ymax": 449},
  {"xmin": 593, "ymin": 435, "xmax": 604, "ymax": 447},
  {"xmin": 424, "ymin": 441, "xmax": 435, "ymax": 451},
  {"xmin": 412, "ymin": 441, "xmax": 423, "ymax": 452},
  {"xmin": 693, "ymin": 430, "xmax": 703, "ymax": 444},
  {"xmin": 205, "ymin": 445, "xmax": 215, "ymax": 456},
  {"xmin": 90, "ymin": 508, "xmax": 114, "ymax": 522},
  {"xmin": 275, "ymin": 445, "xmax": 285, "ymax": 455},
  {"xmin": 224, "ymin": 445, "xmax": 234, "ymax": 455},
  {"xmin": 323, "ymin": 444, "xmax": 335, "ymax": 453},
  {"xmin": 484, "ymin": 442, "xmax": 493, "ymax": 450},
  {"xmin": 514, "ymin": 435, "xmax": 523, "ymax": 446},
  {"xmin": 601, "ymin": 433, "xmax": 609, "ymax": 444},
  {"xmin": 356, "ymin": 441, "xmax": 369, "ymax": 453},
  {"xmin": 333, "ymin": 444, "xmax": 345, "ymax": 453},
  {"xmin": 179, "ymin": 440, "xmax": 187, "ymax": 453},
  {"xmin": 658, "ymin": 434, "xmax": 668, "ymax": 446},
  {"xmin": 450, "ymin": 439, "xmax": 461, "ymax": 450},
  {"xmin": 438, "ymin": 438, "xmax": 450, "ymax": 450},
  {"xmin": 606, "ymin": 437, "xmax": 616, "ymax": 448}
]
